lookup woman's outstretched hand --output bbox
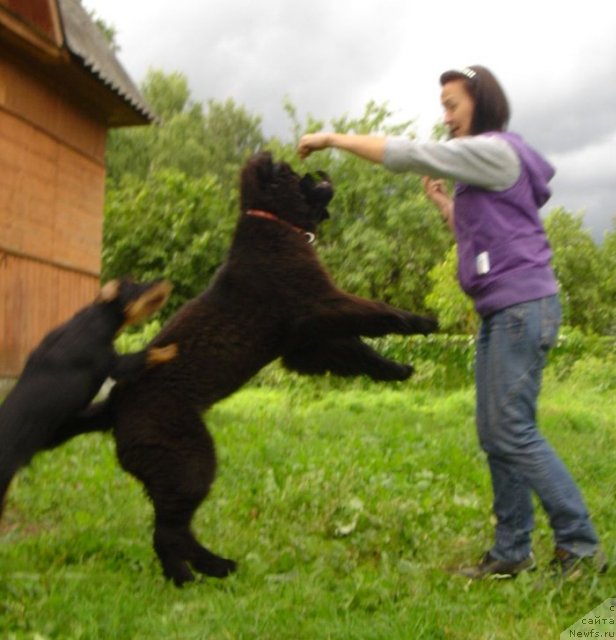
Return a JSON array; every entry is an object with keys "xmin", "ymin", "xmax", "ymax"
[{"xmin": 297, "ymin": 133, "xmax": 331, "ymax": 159}]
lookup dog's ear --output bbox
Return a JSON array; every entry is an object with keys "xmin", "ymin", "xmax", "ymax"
[
  {"xmin": 98, "ymin": 279, "xmax": 120, "ymax": 302},
  {"xmin": 255, "ymin": 151, "xmax": 274, "ymax": 184}
]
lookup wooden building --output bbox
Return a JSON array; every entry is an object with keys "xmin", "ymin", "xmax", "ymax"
[{"xmin": 0, "ymin": 0, "xmax": 153, "ymax": 377}]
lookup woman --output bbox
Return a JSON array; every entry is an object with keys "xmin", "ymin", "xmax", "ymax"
[{"xmin": 297, "ymin": 65, "xmax": 604, "ymax": 579}]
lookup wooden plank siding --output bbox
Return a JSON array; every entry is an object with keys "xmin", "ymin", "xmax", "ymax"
[
  {"xmin": 0, "ymin": 56, "xmax": 107, "ymax": 163},
  {"xmin": 0, "ymin": 252, "xmax": 98, "ymax": 374},
  {"xmin": 0, "ymin": 109, "xmax": 105, "ymax": 274},
  {"xmin": 0, "ymin": 0, "xmax": 62, "ymax": 44},
  {"xmin": 0, "ymin": 55, "xmax": 106, "ymax": 376}
]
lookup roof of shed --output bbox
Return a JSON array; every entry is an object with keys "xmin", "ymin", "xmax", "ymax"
[{"xmin": 57, "ymin": 0, "xmax": 155, "ymax": 123}]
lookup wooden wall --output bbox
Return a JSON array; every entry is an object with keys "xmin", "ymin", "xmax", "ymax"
[
  {"xmin": 0, "ymin": 253, "xmax": 99, "ymax": 374},
  {"xmin": 0, "ymin": 0, "xmax": 61, "ymax": 43},
  {"xmin": 0, "ymin": 54, "xmax": 107, "ymax": 376},
  {"xmin": 0, "ymin": 108, "xmax": 105, "ymax": 274}
]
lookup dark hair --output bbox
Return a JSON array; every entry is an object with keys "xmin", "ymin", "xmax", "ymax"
[{"xmin": 440, "ymin": 65, "xmax": 511, "ymax": 134}]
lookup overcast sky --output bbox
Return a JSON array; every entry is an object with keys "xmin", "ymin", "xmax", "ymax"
[{"xmin": 83, "ymin": 0, "xmax": 616, "ymax": 241}]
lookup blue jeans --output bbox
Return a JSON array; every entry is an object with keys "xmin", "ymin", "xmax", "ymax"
[{"xmin": 475, "ymin": 295, "xmax": 599, "ymax": 562}]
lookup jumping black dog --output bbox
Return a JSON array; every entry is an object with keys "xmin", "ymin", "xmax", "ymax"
[
  {"xmin": 0, "ymin": 278, "xmax": 175, "ymax": 517},
  {"xmin": 99, "ymin": 153, "xmax": 437, "ymax": 586}
]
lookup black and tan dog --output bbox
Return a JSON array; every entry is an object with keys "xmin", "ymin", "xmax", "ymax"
[
  {"xmin": 0, "ymin": 278, "xmax": 175, "ymax": 517},
  {"xmin": 79, "ymin": 152, "xmax": 436, "ymax": 586}
]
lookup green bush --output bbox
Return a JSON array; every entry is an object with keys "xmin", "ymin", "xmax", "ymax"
[{"xmin": 103, "ymin": 170, "xmax": 237, "ymax": 319}]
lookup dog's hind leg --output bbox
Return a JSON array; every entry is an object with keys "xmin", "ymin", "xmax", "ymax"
[
  {"xmin": 151, "ymin": 488, "xmax": 237, "ymax": 586},
  {"xmin": 152, "ymin": 496, "xmax": 229, "ymax": 586},
  {"xmin": 116, "ymin": 408, "xmax": 236, "ymax": 586}
]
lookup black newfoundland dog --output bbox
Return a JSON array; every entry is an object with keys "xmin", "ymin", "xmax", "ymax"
[{"xmin": 41, "ymin": 152, "xmax": 437, "ymax": 586}]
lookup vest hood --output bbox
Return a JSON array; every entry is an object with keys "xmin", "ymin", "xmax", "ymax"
[{"xmin": 493, "ymin": 132, "xmax": 555, "ymax": 207}]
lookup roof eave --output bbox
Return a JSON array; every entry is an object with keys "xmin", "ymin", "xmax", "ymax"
[{"xmin": 56, "ymin": 0, "xmax": 156, "ymax": 126}]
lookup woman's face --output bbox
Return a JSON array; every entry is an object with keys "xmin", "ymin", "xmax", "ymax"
[{"xmin": 441, "ymin": 79, "xmax": 475, "ymax": 138}]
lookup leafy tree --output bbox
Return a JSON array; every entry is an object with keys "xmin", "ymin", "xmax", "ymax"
[
  {"xmin": 105, "ymin": 71, "xmax": 265, "ymax": 189},
  {"xmin": 105, "ymin": 70, "xmax": 203, "ymax": 183},
  {"xmin": 544, "ymin": 208, "xmax": 607, "ymax": 333},
  {"xmin": 105, "ymin": 121, "xmax": 156, "ymax": 185},
  {"xmin": 200, "ymin": 98, "xmax": 265, "ymax": 188},
  {"xmin": 102, "ymin": 170, "xmax": 237, "ymax": 316},
  {"xmin": 142, "ymin": 69, "xmax": 191, "ymax": 121},
  {"xmin": 598, "ymin": 226, "xmax": 616, "ymax": 334},
  {"xmin": 425, "ymin": 245, "xmax": 477, "ymax": 334}
]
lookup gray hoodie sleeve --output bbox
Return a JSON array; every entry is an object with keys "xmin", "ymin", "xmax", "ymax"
[{"xmin": 383, "ymin": 136, "xmax": 521, "ymax": 191}]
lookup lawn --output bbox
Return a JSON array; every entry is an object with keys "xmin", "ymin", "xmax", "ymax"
[{"xmin": 1, "ymin": 357, "xmax": 614, "ymax": 639}]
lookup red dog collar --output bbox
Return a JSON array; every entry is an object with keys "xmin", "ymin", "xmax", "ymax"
[{"xmin": 245, "ymin": 209, "xmax": 316, "ymax": 244}]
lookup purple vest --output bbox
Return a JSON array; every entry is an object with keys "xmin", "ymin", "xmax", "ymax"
[{"xmin": 453, "ymin": 131, "xmax": 558, "ymax": 317}]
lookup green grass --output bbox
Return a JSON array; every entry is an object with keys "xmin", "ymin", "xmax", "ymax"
[{"xmin": 1, "ymin": 363, "xmax": 615, "ymax": 639}]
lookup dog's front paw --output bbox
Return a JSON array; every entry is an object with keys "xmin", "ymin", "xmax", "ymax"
[
  {"xmin": 418, "ymin": 316, "xmax": 439, "ymax": 335},
  {"xmin": 402, "ymin": 313, "xmax": 438, "ymax": 336},
  {"xmin": 397, "ymin": 363, "xmax": 415, "ymax": 380},
  {"xmin": 147, "ymin": 343, "xmax": 178, "ymax": 366}
]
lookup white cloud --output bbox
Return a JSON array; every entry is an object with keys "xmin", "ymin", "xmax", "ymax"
[{"xmin": 548, "ymin": 133, "xmax": 616, "ymax": 238}]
